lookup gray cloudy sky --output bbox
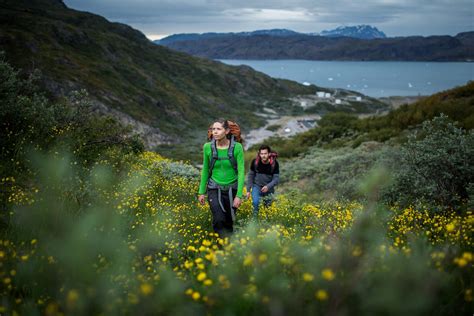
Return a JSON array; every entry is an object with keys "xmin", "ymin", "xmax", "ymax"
[{"xmin": 63, "ymin": 0, "xmax": 473, "ymax": 40}]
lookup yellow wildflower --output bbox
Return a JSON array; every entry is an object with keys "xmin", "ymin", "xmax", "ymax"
[
  {"xmin": 67, "ymin": 289, "xmax": 79, "ymax": 308},
  {"xmin": 352, "ymin": 246, "xmax": 362, "ymax": 257},
  {"xmin": 462, "ymin": 252, "xmax": 472, "ymax": 261},
  {"xmin": 322, "ymin": 268, "xmax": 335, "ymax": 281},
  {"xmin": 315, "ymin": 289, "xmax": 328, "ymax": 301},
  {"xmin": 243, "ymin": 254, "xmax": 254, "ymax": 266},
  {"xmin": 192, "ymin": 291, "xmax": 201, "ymax": 301},
  {"xmin": 465, "ymin": 289, "xmax": 473, "ymax": 302},
  {"xmin": 140, "ymin": 283, "xmax": 153, "ymax": 296},
  {"xmin": 197, "ymin": 272, "xmax": 207, "ymax": 281},
  {"xmin": 454, "ymin": 257, "xmax": 468, "ymax": 267},
  {"xmin": 446, "ymin": 223, "xmax": 455, "ymax": 232},
  {"xmin": 303, "ymin": 273, "xmax": 314, "ymax": 282}
]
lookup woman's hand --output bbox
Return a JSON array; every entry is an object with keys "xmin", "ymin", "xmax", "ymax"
[
  {"xmin": 233, "ymin": 196, "xmax": 242, "ymax": 209},
  {"xmin": 198, "ymin": 194, "xmax": 206, "ymax": 205}
]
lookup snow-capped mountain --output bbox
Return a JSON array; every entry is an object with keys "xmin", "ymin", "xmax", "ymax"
[{"xmin": 319, "ymin": 25, "xmax": 386, "ymax": 39}]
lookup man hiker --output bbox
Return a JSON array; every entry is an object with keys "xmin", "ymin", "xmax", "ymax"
[{"xmin": 246, "ymin": 145, "xmax": 280, "ymax": 219}]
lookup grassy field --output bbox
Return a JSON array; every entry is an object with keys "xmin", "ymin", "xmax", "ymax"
[{"xmin": 1, "ymin": 151, "xmax": 472, "ymax": 315}]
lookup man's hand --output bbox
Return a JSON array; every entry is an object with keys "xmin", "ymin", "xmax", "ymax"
[
  {"xmin": 246, "ymin": 192, "xmax": 251, "ymax": 199},
  {"xmin": 261, "ymin": 186, "xmax": 269, "ymax": 193},
  {"xmin": 233, "ymin": 196, "xmax": 242, "ymax": 208},
  {"xmin": 198, "ymin": 194, "xmax": 206, "ymax": 205}
]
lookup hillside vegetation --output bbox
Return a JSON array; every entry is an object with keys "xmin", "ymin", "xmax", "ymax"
[{"xmin": 0, "ymin": 57, "xmax": 472, "ymax": 314}]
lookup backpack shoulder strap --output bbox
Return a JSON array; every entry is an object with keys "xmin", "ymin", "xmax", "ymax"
[
  {"xmin": 270, "ymin": 158, "xmax": 276, "ymax": 174},
  {"xmin": 253, "ymin": 157, "xmax": 259, "ymax": 173},
  {"xmin": 227, "ymin": 135, "xmax": 238, "ymax": 173},
  {"xmin": 208, "ymin": 139, "xmax": 219, "ymax": 178}
]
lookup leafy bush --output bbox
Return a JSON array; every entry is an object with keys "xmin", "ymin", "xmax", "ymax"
[
  {"xmin": 279, "ymin": 142, "xmax": 393, "ymax": 201},
  {"xmin": 0, "ymin": 56, "xmax": 144, "ymax": 225},
  {"xmin": 384, "ymin": 114, "xmax": 474, "ymax": 210}
]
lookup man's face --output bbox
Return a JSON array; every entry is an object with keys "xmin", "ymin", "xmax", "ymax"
[{"xmin": 259, "ymin": 149, "xmax": 269, "ymax": 162}]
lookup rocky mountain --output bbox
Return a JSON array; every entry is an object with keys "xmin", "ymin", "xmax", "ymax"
[
  {"xmin": 319, "ymin": 25, "xmax": 386, "ymax": 39},
  {"xmin": 161, "ymin": 32, "xmax": 474, "ymax": 61},
  {"xmin": 0, "ymin": 0, "xmax": 319, "ymax": 147}
]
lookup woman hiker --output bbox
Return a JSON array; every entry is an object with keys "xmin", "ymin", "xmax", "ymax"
[{"xmin": 198, "ymin": 119, "xmax": 245, "ymax": 239}]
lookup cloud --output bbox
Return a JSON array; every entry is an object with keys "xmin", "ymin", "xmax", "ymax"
[
  {"xmin": 222, "ymin": 8, "xmax": 315, "ymax": 22},
  {"xmin": 63, "ymin": 0, "xmax": 473, "ymax": 37}
]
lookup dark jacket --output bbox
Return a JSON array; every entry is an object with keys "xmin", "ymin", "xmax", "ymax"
[{"xmin": 246, "ymin": 159, "xmax": 280, "ymax": 193}]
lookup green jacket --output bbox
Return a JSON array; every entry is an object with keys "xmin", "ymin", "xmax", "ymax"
[{"xmin": 198, "ymin": 141, "xmax": 245, "ymax": 198}]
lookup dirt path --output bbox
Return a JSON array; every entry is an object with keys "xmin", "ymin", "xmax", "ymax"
[{"xmin": 244, "ymin": 114, "xmax": 321, "ymax": 149}]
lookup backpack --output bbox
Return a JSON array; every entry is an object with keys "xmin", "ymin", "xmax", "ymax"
[
  {"xmin": 207, "ymin": 120, "xmax": 242, "ymax": 143},
  {"xmin": 254, "ymin": 151, "xmax": 278, "ymax": 174},
  {"xmin": 207, "ymin": 121, "xmax": 242, "ymax": 178}
]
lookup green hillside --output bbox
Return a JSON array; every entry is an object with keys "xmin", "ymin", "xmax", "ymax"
[{"xmin": 0, "ymin": 0, "xmax": 319, "ymax": 145}]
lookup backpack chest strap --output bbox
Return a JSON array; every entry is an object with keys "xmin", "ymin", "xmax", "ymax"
[{"xmin": 208, "ymin": 136, "xmax": 238, "ymax": 178}]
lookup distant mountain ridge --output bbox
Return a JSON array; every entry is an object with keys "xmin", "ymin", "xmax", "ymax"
[
  {"xmin": 159, "ymin": 31, "xmax": 474, "ymax": 61},
  {"xmin": 319, "ymin": 25, "xmax": 386, "ymax": 39},
  {"xmin": 158, "ymin": 29, "xmax": 303, "ymax": 45},
  {"xmin": 156, "ymin": 25, "xmax": 386, "ymax": 45}
]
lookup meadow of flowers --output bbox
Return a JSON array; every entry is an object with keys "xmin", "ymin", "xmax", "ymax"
[{"xmin": 1, "ymin": 151, "xmax": 472, "ymax": 315}]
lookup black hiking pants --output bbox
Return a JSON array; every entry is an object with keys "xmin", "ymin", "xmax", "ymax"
[{"xmin": 207, "ymin": 188, "xmax": 237, "ymax": 238}]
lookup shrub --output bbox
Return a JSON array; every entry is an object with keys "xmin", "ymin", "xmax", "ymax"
[
  {"xmin": 0, "ymin": 56, "xmax": 144, "ymax": 226},
  {"xmin": 279, "ymin": 142, "xmax": 392, "ymax": 201},
  {"xmin": 384, "ymin": 114, "xmax": 474, "ymax": 210}
]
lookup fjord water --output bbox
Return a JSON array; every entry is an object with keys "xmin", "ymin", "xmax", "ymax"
[{"xmin": 219, "ymin": 60, "xmax": 474, "ymax": 97}]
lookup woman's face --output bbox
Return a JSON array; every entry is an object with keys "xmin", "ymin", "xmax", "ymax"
[{"xmin": 211, "ymin": 122, "xmax": 229, "ymax": 141}]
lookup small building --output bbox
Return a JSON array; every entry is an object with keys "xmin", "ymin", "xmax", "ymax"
[
  {"xmin": 356, "ymin": 96, "xmax": 362, "ymax": 101},
  {"xmin": 325, "ymin": 93, "xmax": 331, "ymax": 98},
  {"xmin": 335, "ymin": 99, "xmax": 341, "ymax": 104},
  {"xmin": 316, "ymin": 91, "xmax": 325, "ymax": 98}
]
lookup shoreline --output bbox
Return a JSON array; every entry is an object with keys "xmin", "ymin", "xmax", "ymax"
[{"xmin": 244, "ymin": 94, "xmax": 422, "ymax": 149}]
